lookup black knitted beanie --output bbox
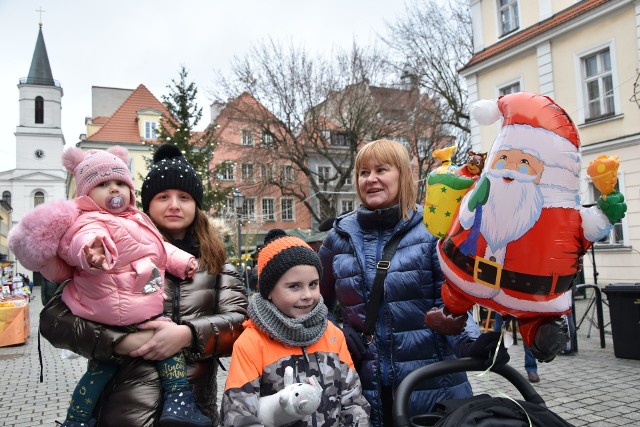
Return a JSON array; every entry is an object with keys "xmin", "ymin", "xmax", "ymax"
[
  {"xmin": 257, "ymin": 229, "xmax": 323, "ymax": 299},
  {"xmin": 141, "ymin": 144, "xmax": 204, "ymax": 212}
]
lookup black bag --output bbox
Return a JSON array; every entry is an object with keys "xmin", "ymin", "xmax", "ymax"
[{"xmin": 419, "ymin": 394, "xmax": 574, "ymax": 427}]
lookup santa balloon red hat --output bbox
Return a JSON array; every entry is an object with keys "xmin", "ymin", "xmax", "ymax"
[{"xmin": 471, "ymin": 92, "xmax": 582, "ymax": 207}]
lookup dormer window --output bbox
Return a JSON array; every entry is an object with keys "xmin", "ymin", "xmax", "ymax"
[
  {"xmin": 145, "ymin": 121, "xmax": 158, "ymax": 139},
  {"xmin": 35, "ymin": 96, "xmax": 44, "ymax": 124},
  {"xmin": 137, "ymin": 108, "xmax": 163, "ymax": 140}
]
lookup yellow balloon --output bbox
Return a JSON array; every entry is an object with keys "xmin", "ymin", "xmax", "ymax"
[{"xmin": 424, "ymin": 171, "xmax": 475, "ymax": 238}]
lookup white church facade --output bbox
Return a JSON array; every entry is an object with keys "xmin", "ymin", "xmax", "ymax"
[{"xmin": 0, "ymin": 24, "xmax": 66, "ymax": 281}]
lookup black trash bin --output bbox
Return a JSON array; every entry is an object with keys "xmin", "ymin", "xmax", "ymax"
[{"xmin": 602, "ymin": 283, "xmax": 640, "ymax": 360}]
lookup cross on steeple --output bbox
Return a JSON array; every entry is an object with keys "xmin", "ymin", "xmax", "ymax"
[{"xmin": 36, "ymin": 6, "xmax": 45, "ymax": 27}]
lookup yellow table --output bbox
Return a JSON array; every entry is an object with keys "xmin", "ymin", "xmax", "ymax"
[{"xmin": 0, "ymin": 302, "xmax": 30, "ymax": 347}]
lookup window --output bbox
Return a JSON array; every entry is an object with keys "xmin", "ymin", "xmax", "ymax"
[
  {"xmin": 341, "ymin": 199, "xmax": 354, "ymax": 214},
  {"xmin": 393, "ymin": 136, "xmax": 410, "ymax": 150},
  {"xmin": 218, "ymin": 163, "xmax": 235, "ymax": 181},
  {"xmin": 318, "ymin": 166, "xmax": 331, "ymax": 184},
  {"xmin": 262, "ymin": 131, "xmax": 274, "ymax": 147},
  {"xmin": 2, "ymin": 191, "xmax": 11, "ymax": 207},
  {"xmin": 321, "ymin": 130, "xmax": 331, "ymax": 143},
  {"xmin": 223, "ymin": 197, "xmax": 234, "ymax": 215},
  {"xmin": 243, "ymin": 198, "xmax": 256, "ymax": 221},
  {"xmin": 587, "ymin": 179, "xmax": 624, "ymax": 245},
  {"xmin": 241, "ymin": 163, "xmax": 254, "ymax": 182},
  {"xmin": 144, "ymin": 121, "xmax": 157, "ymax": 139},
  {"xmin": 582, "ymin": 49, "xmax": 614, "ymax": 121},
  {"xmin": 34, "ymin": 191, "xmax": 45, "ymax": 207},
  {"xmin": 262, "ymin": 164, "xmax": 275, "ymax": 182},
  {"xmin": 331, "ymin": 132, "xmax": 349, "ymax": 147},
  {"xmin": 35, "ymin": 96, "xmax": 44, "ymax": 124},
  {"xmin": 499, "ymin": 81, "xmax": 521, "ymax": 96},
  {"xmin": 281, "ymin": 165, "xmax": 294, "ymax": 182},
  {"xmin": 281, "ymin": 198, "xmax": 294, "ymax": 221},
  {"xmin": 498, "ymin": 0, "xmax": 519, "ymax": 36},
  {"xmin": 417, "ymin": 138, "xmax": 431, "ymax": 158},
  {"xmin": 344, "ymin": 174, "xmax": 352, "ymax": 186},
  {"xmin": 262, "ymin": 198, "xmax": 275, "ymax": 221},
  {"xmin": 242, "ymin": 129, "xmax": 253, "ymax": 146}
]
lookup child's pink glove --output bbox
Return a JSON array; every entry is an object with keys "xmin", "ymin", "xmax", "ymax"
[{"xmin": 185, "ymin": 258, "xmax": 198, "ymax": 278}]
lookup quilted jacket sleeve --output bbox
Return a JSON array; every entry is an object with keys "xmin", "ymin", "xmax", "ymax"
[
  {"xmin": 221, "ymin": 329, "xmax": 263, "ymax": 426},
  {"xmin": 39, "ymin": 283, "xmax": 128, "ymax": 363},
  {"xmin": 182, "ymin": 263, "xmax": 248, "ymax": 358},
  {"xmin": 38, "ymin": 256, "xmax": 74, "ymax": 283},
  {"xmin": 336, "ymin": 333, "xmax": 371, "ymax": 426},
  {"xmin": 318, "ymin": 230, "xmax": 339, "ymax": 318},
  {"xmin": 163, "ymin": 242, "xmax": 195, "ymax": 280},
  {"xmin": 63, "ymin": 221, "xmax": 117, "ymax": 273}
]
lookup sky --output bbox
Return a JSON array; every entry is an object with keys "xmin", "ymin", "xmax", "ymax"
[{"xmin": 0, "ymin": 0, "xmax": 409, "ymax": 171}]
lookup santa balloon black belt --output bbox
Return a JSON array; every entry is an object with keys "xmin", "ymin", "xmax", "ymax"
[{"xmin": 441, "ymin": 238, "xmax": 575, "ymax": 296}]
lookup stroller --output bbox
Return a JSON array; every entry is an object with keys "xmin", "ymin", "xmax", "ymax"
[{"xmin": 392, "ymin": 357, "xmax": 574, "ymax": 427}]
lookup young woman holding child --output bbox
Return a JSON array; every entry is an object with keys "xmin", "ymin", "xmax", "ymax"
[{"xmin": 39, "ymin": 144, "xmax": 248, "ymax": 427}]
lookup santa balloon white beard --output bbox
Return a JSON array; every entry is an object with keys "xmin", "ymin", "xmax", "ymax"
[{"xmin": 482, "ymin": 168, "xmax": 543, "ymax": 253}]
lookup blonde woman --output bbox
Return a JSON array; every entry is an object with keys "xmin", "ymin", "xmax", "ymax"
[{"xmin": 319, "ymin": 139, "xmax": 507, "ymax": 426}]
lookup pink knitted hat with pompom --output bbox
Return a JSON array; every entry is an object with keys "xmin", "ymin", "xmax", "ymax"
[{"xmin": 62, "ymin": 146, "xmax": 135, "ymax": 201}]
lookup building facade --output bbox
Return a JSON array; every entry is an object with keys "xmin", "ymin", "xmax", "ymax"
[
  {"xmin": 209, "ymin": 93, "xmax": 313, "ymax": 251},
  {"xmin": 460, "ymin": 0, "xmax": 639, "ymax": 284}
]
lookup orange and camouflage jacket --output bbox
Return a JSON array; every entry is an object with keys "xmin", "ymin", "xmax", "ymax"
[{"xmin": 221, "ymin": 319, "xmax": 370, "ymax": 426}]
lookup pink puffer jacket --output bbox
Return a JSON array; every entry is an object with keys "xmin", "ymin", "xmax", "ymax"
[{"xmin": 58, "ymin": 196, "xmax": 193, "ymax": 326}]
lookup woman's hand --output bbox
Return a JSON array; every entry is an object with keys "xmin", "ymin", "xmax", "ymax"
[{"xmin": 128, "ymin": 320, "xmax": 193, "ymax": 360}]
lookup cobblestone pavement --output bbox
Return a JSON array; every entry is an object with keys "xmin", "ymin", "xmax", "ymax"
[{"xmin": 1, "ymin": 287, "xmax": 638, "ymax": 426}]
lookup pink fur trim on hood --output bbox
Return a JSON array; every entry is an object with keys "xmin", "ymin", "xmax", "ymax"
[{"xmin": 8, "ymin": 199, "xmax": 79, "ymax": 271}]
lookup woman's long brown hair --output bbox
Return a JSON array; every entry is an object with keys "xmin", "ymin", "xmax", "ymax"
[{"xmin": 192, "ymin": 209, "xmax": 226, "ymax": 275}]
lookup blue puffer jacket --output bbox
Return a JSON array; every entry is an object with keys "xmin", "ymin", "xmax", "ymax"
[{"xmin": 319, "ymin": 205, "xmax": 480, "ymax": 426}]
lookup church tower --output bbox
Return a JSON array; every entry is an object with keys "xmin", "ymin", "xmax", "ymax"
[
  {"xmin": 16, "ymin": 23, "xmax": 66, "ymax": 175},
  {"xmin": 0, "ymin": 23, "xmax": 66, "ymax": 276}
]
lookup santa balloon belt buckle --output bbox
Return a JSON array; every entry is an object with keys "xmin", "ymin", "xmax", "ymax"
[{"xmin": 474, "ymin": 257, "xmax": 502, "ymax": 290}]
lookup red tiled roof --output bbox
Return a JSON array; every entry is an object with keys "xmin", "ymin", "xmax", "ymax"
[
  {"xmin": 460, "ymin": 0, "xmax": 608, "ymax": 72},
  {"xmin": 91, "ymin": 116, "xmax": 109, "ymax": 125},
  {"xmin": 86, "ymin": 84, "xmax": 170, "ymax": 143}
]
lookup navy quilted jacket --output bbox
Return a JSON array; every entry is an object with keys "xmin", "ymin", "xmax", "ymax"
[{"xmin": 319, "ymin": 205, "xmax": 480, "ymax": 426}]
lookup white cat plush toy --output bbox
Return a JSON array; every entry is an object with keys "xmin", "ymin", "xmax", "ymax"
[{"xmin": 257, "ymin": 366, "xmax": 323, "ymax": 427}]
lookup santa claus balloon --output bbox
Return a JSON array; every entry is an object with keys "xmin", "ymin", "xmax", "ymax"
[{"xmin": 424, "ymin": 92, "xmax": 627, "ymax": 362}]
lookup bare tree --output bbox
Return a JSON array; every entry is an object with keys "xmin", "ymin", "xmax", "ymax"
[
  {"xmin": 211, "ymin": 40, "xmax": 405, "ymax": 223},
  {"xmin": 384, "ymin": 0, "xmax": 473, "ymax": 162}
]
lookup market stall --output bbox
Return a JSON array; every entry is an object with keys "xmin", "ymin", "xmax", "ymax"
[
  {"xmin": 0, "ymin": 263, "xmax": 31, "ymax": 347},
  {"xmin": 0, "ymin": 298, "xmax": 30, "ymax": 347}
]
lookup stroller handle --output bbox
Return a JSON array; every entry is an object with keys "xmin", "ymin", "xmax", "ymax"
[{"xmin": 393, "ymin": 357, "xmax": 546, "ymax": 427}]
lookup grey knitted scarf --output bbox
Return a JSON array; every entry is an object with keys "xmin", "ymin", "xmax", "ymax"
[{"xmin": 248, "ymin": 293, "xmax": 328, "ymax": 347}]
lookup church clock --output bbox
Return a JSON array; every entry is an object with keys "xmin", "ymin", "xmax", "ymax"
[{"xmin": 35, "ymin": 149, "xmax": 45, "ymax": 159}]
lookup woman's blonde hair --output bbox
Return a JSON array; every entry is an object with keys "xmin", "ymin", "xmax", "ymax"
[{"xmin": 354, "ymin": 139, "xmax": 417, "ymax": 219}]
